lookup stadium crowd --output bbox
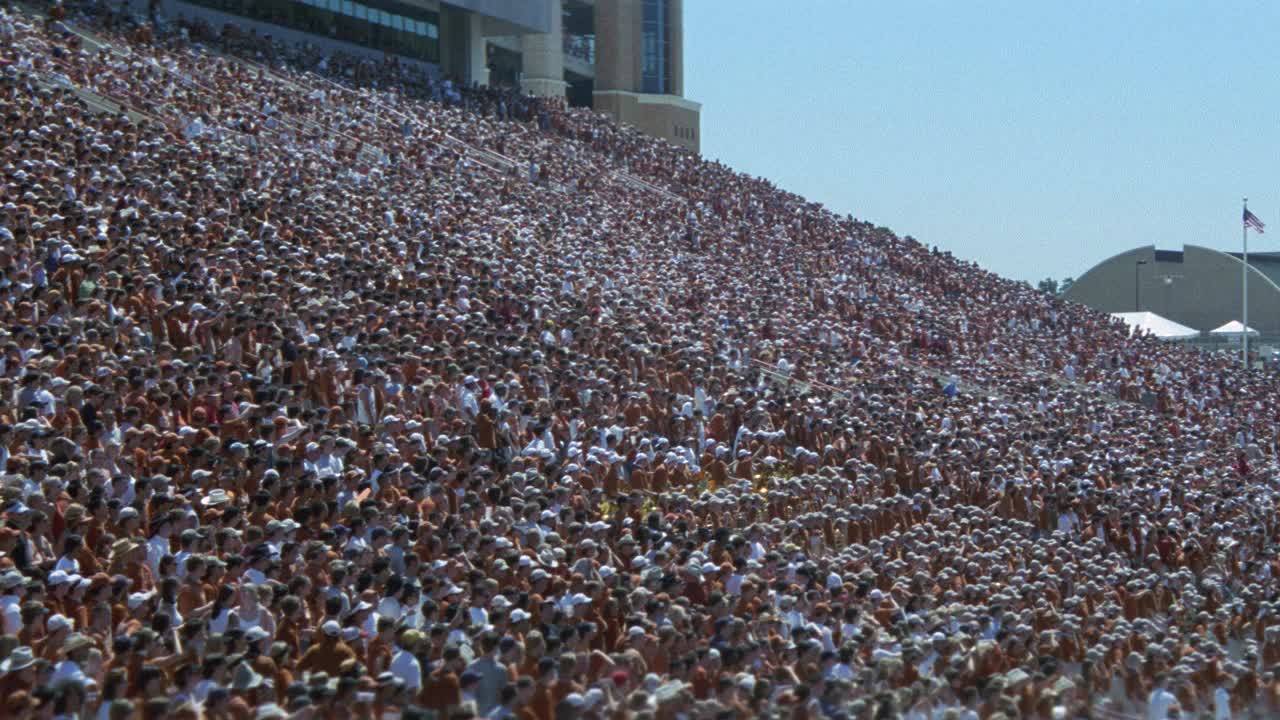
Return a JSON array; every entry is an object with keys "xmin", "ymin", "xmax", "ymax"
[{"xmin": 3, "ymin": 2, "xmax": 1280, "ymax": 719}]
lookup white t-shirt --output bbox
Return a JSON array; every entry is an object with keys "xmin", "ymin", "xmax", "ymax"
[
  {"xmin": 1214, "ymin": 686, "xmax": 1232, "ymax": 720},
  {"xmin": 0, "ymin": 595, "xmax": 21, "ymax": 635},
  {"xmin": 389, "ymin": 647, "xmax": 422, "ymax": 691},
  {"xmin": 1147, "ymin": 687, "xmax": 1177, "ymax": 720}
]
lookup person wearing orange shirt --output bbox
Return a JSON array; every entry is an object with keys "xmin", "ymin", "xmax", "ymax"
[
  {"xmin": 297, "ymin": 620, "xmax": 358, "ymax": 676},
  {"xmin": 527, "ymin": 656, "xmax": 557, "ymax": 720},
  {"xmin": 511, "ymin": 676, "xmax": 539, "ymax": 720},
  {"xmin": 366, "ymin": 615, "xmax": 395, "ymax": 676},
  {"xmin": 420, "ymin": 645, "xmax": 465, "ymax": 716}
]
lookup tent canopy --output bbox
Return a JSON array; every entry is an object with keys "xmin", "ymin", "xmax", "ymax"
[
  {"xmin": 1209, "ymin": 320, "xmax": 1259, "ymax": 336},
  {"xmin": 1110, "ymin": 311, "xmax": 1200, "ymax": 340}
]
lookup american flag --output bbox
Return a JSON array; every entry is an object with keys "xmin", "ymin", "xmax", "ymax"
[{"xmin": 1244, "ymin": 208, "xmax": 1266, "ymax": 233}]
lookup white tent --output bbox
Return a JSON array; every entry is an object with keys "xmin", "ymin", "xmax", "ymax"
[
  {"xmin": 1110, "ymin": 312, "xmax": 1199, "ymax": 340},
  {"xmin": 1209, "ymin": 320, "xmax": 1259, "ymax": 338}
]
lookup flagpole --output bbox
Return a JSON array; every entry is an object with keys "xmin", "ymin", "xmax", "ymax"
[{"xmin": 1243, "ymin": 197, "xmax": 1250, "ymax": 370}]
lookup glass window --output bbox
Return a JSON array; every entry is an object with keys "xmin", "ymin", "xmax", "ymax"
[
  {"xmin": 641, "ymin": 0, "xmax": 667, "ymax": 94},
  {"xmin": 183, "ymin": 0, "xmax": 439, "ymax": 62}
]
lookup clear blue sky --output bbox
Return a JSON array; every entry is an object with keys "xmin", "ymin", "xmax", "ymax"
[{"xmin": 683, "ymin": 1, "xmax": 1280, "ymax": 284}]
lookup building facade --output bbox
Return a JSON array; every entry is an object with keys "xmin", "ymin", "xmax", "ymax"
[
  {"xmin": 1065, "ymin": 244, "xmax": 1280, "ymax": 335},
  {"xmin": 153, "ymin": 0, "xmax": 700, "ymax": 150},
  {"xmin": 590, "ymin": 0, "xmax": 699, "ymax": 151}
]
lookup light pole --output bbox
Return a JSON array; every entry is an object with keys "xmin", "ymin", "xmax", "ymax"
[{"xmin": 1135, "ymin": 260, "xmax": 1148, "ymax": 311}]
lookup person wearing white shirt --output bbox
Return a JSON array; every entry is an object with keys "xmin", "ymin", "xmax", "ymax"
[
  {"xmin": 725, "ymin": 567, "xmax": 745, "ymax": 597},
  {"xmin": 980, "ymin": 615, "xmax": 1000, "ymax": 641},
  {"xmin": 172, "ymin": 530, "xmax": 197, "ymax": 579},
  {"xmin": 51, "ymin": 634, "xmax": 93, "ymax": 686},
  {"xmin": 323, "ymin": 436, "xmax": 349, "ymax": 473},
  {"xmin": 468, "ymin": 602, "xmax": 489, "ymax": 629},
  {"xmin": 192, "ymin": 676, "xmax": 220, "ymax": 705},
  {"xmin": 385, "ymin": 531, "xmax": 409, "ymax": 575},
  {"xmin": 916, "ymin": 648, "xmax": 939, "ymax": 678},
  {"xmin": 309, "ymin": 450, "xmax": 343, "ymax": 479},
  {"xmin": 243, "ymin": 565, "xmax": 268, "ymax": 587},
  {"xmin": 377, "ymin": 594, "xmax": 404, "ymax": 623},
  {"xmin": 401, "ymin": 600, "xmax": 426, "ymax": 631},
  {"xmin": 303, "ymin": 440, "xmax": 344, "ymax": 480},
  {"xmin": 344, "ymin": 529, "xmax": 369, "ymax": 555},
  {"xmin": 112, "ymin": 473, "xmax": 137, "ymax": 506},
  {"xmin": 841, "ymin": 617, "xmax": 863, "ymax": 645},
  {"xmin": 459, "ymin": 386, "xmax": 480, "ymax": 422},
  {"xmin": 779, "ymin": 600, "xmax": 804, "ymax": 636},
  {"xmin": 826, "ymin": 653, "xmax": 856, "ymax": 681},
  {"xmin": 812, "ymin": 623, "xmax": 836, "ymax": 653},
  {"xmin": 920, "ymin": 633, "xmax": 951, "ymax": 678},
  {"xmin": 0, "ymin": 573, "xmax": 24, "ymax": 635},
  {"xmin": 1056, "ymin": 503, "xmax": 1080, "ymax": 535},
  {"xmin": 522, "ymin": 431, "xmax": 555, "ymax": 458},
  {"xmin": 389, "ymin": 630, "xmax": 424, "ymax": 692},
  {"xmin": 323, "ymin": 583, "xmax": 352, "ymax": 620},
  {"xmin": 184, "ymin": 116, "xmax": 206, "ymax": 139},
  {"xmin": 447, "ymin": 624, "xmax": 474, "ymax": 663},
  {"xmin": 53, "ymin": 552, "xmax": 80, "ymax": 575},
  {"xmin": 1214, "ymin": 678, "xmax": 1235, "ymax": 720},
  {"xmin": 354, "ymin": 382, "xmax": 377, "ymax": 425},
  {"xmin": 747, "ymin": 529, "xmax": 767, "ymax": 562},
  {"xmin": 1147, "ymin": 675, "xmax": 1179, "ymax": 720},
  {"xmin": 146, "ymin": 516, "xmax": 175, "ymax": 577},
  {"xmin": 486, "ymin": 386, "xmax": 508, "ymax": 416}
]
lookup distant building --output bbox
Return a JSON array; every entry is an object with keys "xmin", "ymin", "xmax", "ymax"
[
  {"xmin": 156, "ymin": 0, "xmax": 700, "ymax": 150},
  {"xmin": 1065, "ymin": 244, "xmax": 1280, "ymax": 334}
]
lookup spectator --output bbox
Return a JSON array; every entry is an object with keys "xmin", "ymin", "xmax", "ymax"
[{"xmin": 1, "ymin": 1, "xmax": 1280, "ymax": 718}]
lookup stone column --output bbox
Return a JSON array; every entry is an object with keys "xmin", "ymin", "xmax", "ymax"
[
  {"xmin": 467, "ymin": 12, "xmax": 489, "ymax": 87},
  {"xmin": 592, "ymin": 0, "xmax": 638, "ymax": 93},
  {"xmin": 520, "ymin": 0, "xmax": 567, "ymax": 97}
]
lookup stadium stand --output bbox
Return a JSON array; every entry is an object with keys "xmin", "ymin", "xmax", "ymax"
[{"xmin": 1, "ymin": 2, "xmax": 1279, "ymax": 719}]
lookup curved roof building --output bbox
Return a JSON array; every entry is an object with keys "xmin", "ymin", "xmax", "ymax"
[{"xmin": 1064, "ymin": 244, "xmax": 1280, "ymax": 335}]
